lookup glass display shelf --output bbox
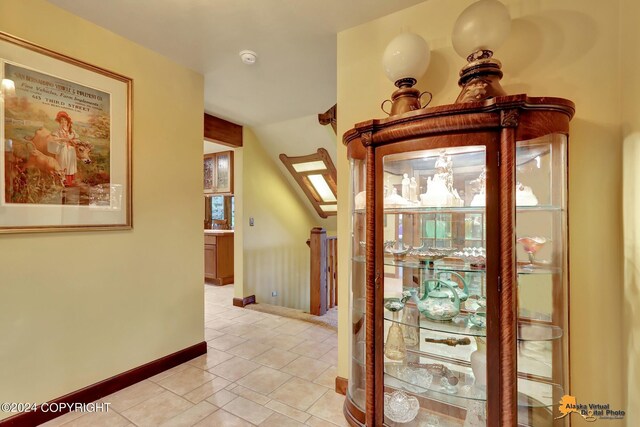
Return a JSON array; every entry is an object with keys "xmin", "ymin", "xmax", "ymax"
[
  {"xmin": 354, "ymin": 205, "xmax": 564, "ymax": 215},
  {"xmin": 383, "ymin": 313, "xmax": 563, "ymax": 341},
  {"xmin": 384, "ymin": 363, "xmax": 481, "ymax": 404},
  {"xmin": 352, "ymin": 256, "xmax": 561, "ymax": 276},
  {"xmin": 406, "ymin": 335, "xmax": 556, "ymax": 380},
  {"xmin": 384, "ymin": 366, "xmax": 562, "ymax": 409},
  {"xmin": 384, "ymin": 406, "xmax": 464, "ymax": 427}
]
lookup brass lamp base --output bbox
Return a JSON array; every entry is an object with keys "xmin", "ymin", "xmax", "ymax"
[
  {"xmin": 455, "ymin": 50, "xmax": 507, "ymax": 103},
  {"xmin": 382, "ymin": 78, "xmax": 432, "ymax": 116}
]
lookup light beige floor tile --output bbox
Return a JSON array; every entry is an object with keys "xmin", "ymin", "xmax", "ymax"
[
  {"xmin": 282, "ymin": 356, "xmax": 331, "ymax": 381},
  {"xmin": 265, "ymin": 399, "xmax": 311, "ymax": 423},
  {"xmin": 40, "ymin": 409, "xmax": 85, "ymax": 426},
  {"xmin": 321, "ymin": 334, "xmax": 338, "ymax": 347},
  {"xmin": 209, "ymin": 356, "xmax": 260, "ymax": 381},
  {"xmin": 205, "ymin": 318, "xmax": 236, "ymax": 330},
  {"xmin": 204, "ymin": 327, "xmax": 224, "ymax": 341},
  {"xmin": 121, "ymin": 391, "xmax": 193, "ymax": 427},
  {"xmin": 253, "ymin": 348, "xmax": 300, "ymax": 369},
  {"xmin": 301, "ymin": 326, "xmax": 334, "ymax": 341},
  {"xmin": 148, "ymin": 363, "xmax": 190, "ymax": 383},
  {"xmin": 306, "ymin": 415, "xmax": 342, "ymax": 427},
  {"xmin": 240, "ymin": 326, "xmax": 279, "ymax": 341},
  {"xmin": 205, "ymin": 389, "xmax": 238, "ymax": 407},
  {"xmin": 237, "ymin": 365, "xmax": 292, "ymax": 394},
  {"xmin": 63, "ymin": 410, "xmax": 131, "ymax": 427},
  {"xmin": 230, "ymin": 384, "xmax": 271, "ymax": 405},
  {"xmin": 187, "ymin": 348, "xmax": 234, "ymax": 370},
  {"xmin": 307, "ymin": 390, "xmax": 349, "ymax": 427},
  {"xmin": 290, "ymin": 340, "xmax": 328, "ymax": 358},
  {"xmin": 274, "ymin": 319, "xmax": 314, "ymax": 335},
  {"xmin": 157, "ymin": 366, "xmax": 216, "ymax": 395},
  {"xmin": 268, "ymin": 377, "xmax": 329, "ymax": 411},
  {"xmin": 223, "ymin": 308, "xmax": 255, "ymax": 320},
  {"xmin": 219, "ymin": 323, "xmax": 257, "ymax": 337},
  {"xmin": 194, "ymin": 409, "xmax": 254, "ymax": 427},
  {"xmin": 223, "ymin": 396, "xmax": 274, "ymax": 425},
  {"xmin": 313, "ymin": 365, "xmax": 338, "ymax": 389},
  {"xmin": 182, "ymin": 376, "xmax": 232, "ymax": 403},
  {"xmin": 204, "ymin": 304, "xmax": 231, "ymax": 315},
  {"xmin": 103, "ymin": 380, "xmax": 166, "ymax": 412},
  {"xmin": 319, "ymin": 346, "xmax": 338, "ymax": 365},
  {"xmin": 233, "ymin": 312, "xmax": 268, "ymax": 324},
  {"xmin": 253, "ymin": 316, "xmax": 289, "ymax": 329},
  {"xmin": 260, "ymin": 412, "xmax": 307, "ymax": 427},
  {"xmin": 207, "ymin": 334, "xmax": 247, "ymax": 351},
  {"xmin": 227, "ymin": 340, "xmax": 272, "ymax": 359},
  {"xmin": 258, "ymin": 333, "xmax": 307, "ymax": 350},
  {"xmin": 159, "ymin": 401, "xmax": 217, "ymax": 426}
]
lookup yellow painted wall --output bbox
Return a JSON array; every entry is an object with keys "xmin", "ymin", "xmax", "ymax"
[
  {"xmin": 238, "ymin": 128, "xmax": 319, "ymax": 310},
  {"xmin": 622, "ymin": 0, "xmax": 640, "ymax": 421},
  {"xmin": 337, "ymin": 0, "xmax": 628, "ymax": 422},
  {"xmin": 0, "ymin": 0, "xmax": 204, "ymax": 417}
]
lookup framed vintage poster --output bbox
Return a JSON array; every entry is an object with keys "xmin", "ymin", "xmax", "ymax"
[{"xmin": 0, "ymin": 32, "xmax": 132, "ymax": 233}]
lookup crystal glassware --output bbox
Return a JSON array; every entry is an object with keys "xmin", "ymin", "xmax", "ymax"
[
  {"xmin": 401, "ymin": 304, "xmax": 420, "ymax": 347},
  {"xmin": 384, "ymin": 391, "xmax": 420, "ymax": 423},
  {"xmin": 517, "ymin": 236, "xmax": 547, "ymax": 266},
  {"xmin": 384, "ymin": 299, "xmax": 406, "ymax": 360}
]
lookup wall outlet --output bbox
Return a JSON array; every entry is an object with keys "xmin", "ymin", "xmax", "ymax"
[
  {"xmin": 249, "ymin": 217, "xmax": 254, "ymax": 226},
  {"xmin": 271, "ymin": 291, "xmax": 277, "ymax": 297}
]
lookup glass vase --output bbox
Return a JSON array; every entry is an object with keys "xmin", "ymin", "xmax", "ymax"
[{"xmin": 385, "ymin": 311, "xmax": 406, "ymax": 360}]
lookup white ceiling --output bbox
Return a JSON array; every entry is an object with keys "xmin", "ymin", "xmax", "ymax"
[{"xmin": 48, "ymin": 0, "xmax": 425, "ymax": 126}]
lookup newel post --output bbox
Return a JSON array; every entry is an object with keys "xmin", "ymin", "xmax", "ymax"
[{"xmin": 309, "ymin": 227, "xmax": 327, "ymax": 315}]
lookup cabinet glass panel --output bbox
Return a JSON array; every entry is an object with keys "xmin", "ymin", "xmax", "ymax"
[
  {"xmin": 382, "ymin": 146, "xmax": 487, "ymax": 426},
  {"xmin": 350, "ymin": 157, "xmax": 367, "ymax": 411},
  {"xmin": 515, "ymin": 134, "xmax": 568, "ymax": 426},
  {"xmin": 203, "ymin": 156, "xmax": 214, "ymax": 193},
  {"xmin": 215, "ymin": 152, "xmax": 231, "ymax": 193}
]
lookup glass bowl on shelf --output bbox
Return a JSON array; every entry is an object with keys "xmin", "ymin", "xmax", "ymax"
[
  {"xmin": 384, "ymin": 390, "xmax": 420, "ymax": 423},
  {"xmin": 410, "ymin": 249, "xmax": 450, "ymax": 267}
]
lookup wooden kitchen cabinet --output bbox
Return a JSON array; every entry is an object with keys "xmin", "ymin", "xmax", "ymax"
[
  {"xmin": 204, "ymin": 151, "xmax": 234, "ymax": 195},
  {"xmin": 204, "ymin": 232, "xmax": 234, "ymax": 285}
]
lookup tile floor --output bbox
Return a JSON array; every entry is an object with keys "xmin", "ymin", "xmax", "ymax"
[{"xmin": 42, "ymin": 285, "xmax": 346, "ymax": 427}]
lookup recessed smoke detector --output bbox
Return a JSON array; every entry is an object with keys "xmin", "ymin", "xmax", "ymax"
[{"xmin": 239, "ymin": 50, "xmax": 257, "ymax": 65}]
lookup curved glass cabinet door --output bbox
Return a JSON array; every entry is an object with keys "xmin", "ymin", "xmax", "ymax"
[
  {"xmin": 381, "ymin": 145, "xmax": 489, "ymax": 426},
  {"xmin": 515, "ymin": 134, "xmax": 568, "ymax": 426},
  {"xmin": 349, "ymin": 154, "xmax": 367, "ymax": 414}
]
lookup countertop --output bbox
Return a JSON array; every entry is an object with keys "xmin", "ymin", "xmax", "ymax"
[{"xmin": 204, "ymin": 229, "xmax": 234, "ymax": 234}]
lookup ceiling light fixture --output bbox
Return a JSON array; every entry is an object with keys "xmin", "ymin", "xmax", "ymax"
[{"xmin": 239, "ymin": 50, "xmax": 257, "ymax": 65}]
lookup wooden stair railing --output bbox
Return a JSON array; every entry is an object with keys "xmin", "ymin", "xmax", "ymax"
[{"xmin": 308, "ymin": 227, "xmax": 338, "ymax": 316}]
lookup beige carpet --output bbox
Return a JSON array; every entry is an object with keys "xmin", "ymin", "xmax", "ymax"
[{"xmin": 245, "ymin": 302, "xmax": 338, "ymax": 331}]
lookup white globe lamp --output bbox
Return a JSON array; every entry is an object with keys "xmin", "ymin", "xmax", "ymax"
[
  {"xmin": 451, "ymin": 0, "xmax": 511, "ymax": 103},
  {"xmin": 381, "ymin": 32, "xmax": 432, "ymax": 115}
]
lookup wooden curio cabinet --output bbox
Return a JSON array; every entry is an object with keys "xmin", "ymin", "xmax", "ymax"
[{"xmin": 344, "ymin": 95, "xmax": 574, "ymax": 426}]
